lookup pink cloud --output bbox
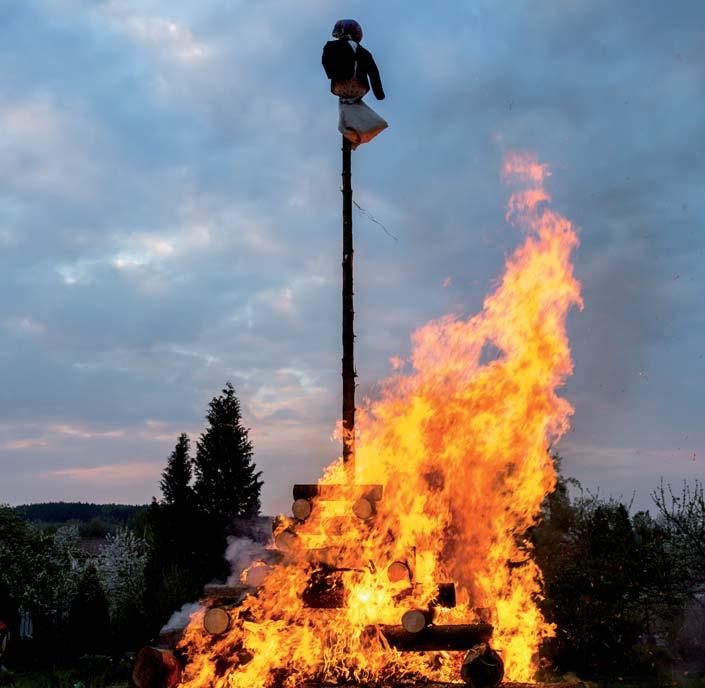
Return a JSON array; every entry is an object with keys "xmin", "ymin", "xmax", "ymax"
[
  {"xmin": 3, "ymin": 438, "xmax": 49, "ymax": 450},
  {"xmin": 40, "ymin": 461, "xmax": 161, "ymax": 485},
  {"xmin": 51, "ymin": 423, "xmax": 125, "ymax": 439}
]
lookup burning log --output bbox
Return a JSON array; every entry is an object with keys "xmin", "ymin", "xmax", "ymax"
[
  {"xmin": 242, "ymin": 561, "xmax": 272, "ymax": 587},
  {"xmin": 387, "ymin": 560, "xmax": 412, "ymax": 582},
  {"xmin": 203, "ymin": 607, "xmax": 231, "ymax": 635},
  {"xmin": 306, "ymin": 545, "xmax": 371, "ymax": 569},
  {"xmin": 401, "ymin": 608, "xmax": 435, "ymax": 633},
  {"xmin": 274, "ymin": 529, "xmax": 298, "ymax": 552},
  {"xmin": 293, "ymin": 483, "xmax": 383, "ymax": 501},
  {"xmin": 392, "ymin": 582, "xmax": 456, "ymax": 609},
  {"xmin": 302, "ymin": 569, "xmax": 348, "ymax": 608},
  {"xmin": 132, "ymin": 646, "xmax": 181, "ymax": 688},
  {"xmin": 460, "ymin": 643, "xmax": 504, "ymax": 688},
  {"xmin": 202, "ymin": 583, "xmax": 253, "ymax": 602},
  {"xmin": 370, "ymin": 623, "xmax": 493, "ymax": 651},
  {"xmin": 352, "ymin": 496, "xmax": 376, "ymax": 520},
  {"xmin": 293, "ymin": 498, "xmax": 313, "ymax": 520}
]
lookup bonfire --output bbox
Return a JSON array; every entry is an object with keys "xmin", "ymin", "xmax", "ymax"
[{"xmin": 134, "ymin": 152, "xmax": 582, "ymax": 688}]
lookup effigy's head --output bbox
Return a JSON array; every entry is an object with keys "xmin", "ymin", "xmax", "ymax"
[{"xmin": 332, "ymin": 19, "xmax": 363, "ymax": 43}]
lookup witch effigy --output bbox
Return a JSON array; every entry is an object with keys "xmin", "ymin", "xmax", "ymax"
[{"xmin": 322, "ymin": 19, "xmax": 388, "ymax": 148}]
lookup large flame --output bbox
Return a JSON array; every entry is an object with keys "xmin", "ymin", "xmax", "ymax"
[{"xmin": 177, "ymin": 152, "xmax": 582, "ymax": 686}]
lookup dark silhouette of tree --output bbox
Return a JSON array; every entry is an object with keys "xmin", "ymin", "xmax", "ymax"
[
  {"xmin": 533, "ymin": 459, "xmax": 687, "ymax": 678},
  {"xmin": 193, "ymin": 383, "xmax": 262, "ymax": 523},
  {"xmin": 653, "ymin": 479, "xmax": 705, "ymax": 599},
  {"xmin": 144, "ymin": 386, "xmax": 262, "ymax": 633},
  {"xmin": 68, "ymin": 565, "xmax": 110, "ymax": 656},
  {"xmin": 160, "ymin": 433, "xmax": 193, "ymax": 507}
]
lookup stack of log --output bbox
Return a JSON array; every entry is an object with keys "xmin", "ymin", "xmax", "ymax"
[
  {"xmin": 133, "ymin": 482, "xmax": 513, "ymax": 688},
  {"xmin": 286, "ymin": 484, "xmax": 505, "ymax": 688}
]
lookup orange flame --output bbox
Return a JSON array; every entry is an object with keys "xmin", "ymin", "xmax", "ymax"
[{"xmin": 177, "ymin": 152, "xmax": 582, "ymax": 686}]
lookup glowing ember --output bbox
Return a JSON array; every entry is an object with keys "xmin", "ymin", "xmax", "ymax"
[{"xmin": 177, "ymin": 152, "xmax": 582, "ymax": 686}]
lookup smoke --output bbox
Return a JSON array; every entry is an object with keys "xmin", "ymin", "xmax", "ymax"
[
  {"xmin": 225, "ymin": 536, "xmax": 273, "ymax": 585},
  {"xmin": 161, "ymin": 602, "xmax": 203, "ymax": 634}
]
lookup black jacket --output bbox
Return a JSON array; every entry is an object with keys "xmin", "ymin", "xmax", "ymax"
[{"xmin": 322, "ymin": 39, "xmax": 385, "ymax": 100}]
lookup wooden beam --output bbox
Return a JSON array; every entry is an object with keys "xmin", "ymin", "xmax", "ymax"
[
  {"xmin": 202, "ymin": 583, "xmax": 253, "ymax": 601},
  {"xmin": 293, "ymin": 484, "xmax": 383, "ymax": 501},
  {"xmin": 341, "ymin": 135, "xmax": 355, "ymax": 475},
  {"xmin": 368, "ymin": 623, "xmax": 493, "ymax": 651}
]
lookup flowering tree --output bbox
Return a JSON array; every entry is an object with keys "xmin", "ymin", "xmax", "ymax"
[
  {"xmin": 0, "ymin": 507, "xmax": 80, "ymax": 618},
  {"xmin": 96, "ymin": 527, "xmax": 149, "ymax": 622}
]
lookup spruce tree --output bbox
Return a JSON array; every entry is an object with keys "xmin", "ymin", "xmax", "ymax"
[
  {"xmin": 160, "ymin": 433, "xmax": 193, "ymax": 507},
  {"xmin": 193, "ymin": 383, "xmax": 262, "ymax": 521}
]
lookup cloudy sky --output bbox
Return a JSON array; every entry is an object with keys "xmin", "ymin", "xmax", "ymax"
[{"xmin": 1, "ymin": 0, "xmax": 703, "ymax": 514}]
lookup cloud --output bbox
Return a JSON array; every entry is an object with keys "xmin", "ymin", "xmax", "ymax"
[
  {"xmin": 102, "ymin": 12, "xmax": 211, "ymax": 64},
  {"xmin": 3, "ymin": 438, "xmax": 49, "ymax": 451},
  {"xmin": 0, "ymin": 0, "xmax": 703, "ymax": 513},
  {"xmin": 40, "ymin": 461, "xmax": 161, "ymax": 485}
]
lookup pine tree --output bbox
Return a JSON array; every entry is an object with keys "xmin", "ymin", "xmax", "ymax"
[
  {"xmin": 193, "ymin": 383, "xmax": 262, "ymax": 522},
  {"xmin": 160, "ymin": 433, "xmax": 193, "ymax": 507}
]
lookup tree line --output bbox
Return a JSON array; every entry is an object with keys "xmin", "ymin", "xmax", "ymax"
[{"xmin": 0, "ymin": 382, "xmax": 263, "ymax": 673}]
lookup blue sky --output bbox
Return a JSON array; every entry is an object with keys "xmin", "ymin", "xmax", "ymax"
[{"xmin": 0, "ymin": 0, "xmax": 703, "ymax": 513}]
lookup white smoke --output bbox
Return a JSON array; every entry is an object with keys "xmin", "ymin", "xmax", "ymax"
[
  {"xmin": 161, "ymin": 601, "xmax": 202, "ymax": 634},
  {"xmin": 225, "ymin": 536, "xmax": 272, "ymax": 585}
]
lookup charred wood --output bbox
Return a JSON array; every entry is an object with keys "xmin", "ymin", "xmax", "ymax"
[
  {"xmin": 460, "ymin": 643, "xmax": 503, "ymax": 688},
  {"xmin": 202, "ymin": 583, "xmax": 253, "ymax": 602},
  {"xmin": 293, "ymin": 484, "xmax": 383, "ymax": 501},
  {"xmin": 431, "ymin": 583, "xmax": 456, "ymax": 609},
  {"xmin": 369, "ymin": 623, "xmax": 493, "ymax": 651},
  {"xmin": 302, "ymin": 569, "xmax": 348, "ymax": 608}
]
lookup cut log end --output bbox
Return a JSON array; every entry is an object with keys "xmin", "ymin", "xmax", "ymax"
[
  {"xmin": 292, "ymin": 498, "xmax": 313, "ymax": 521},
  {"xmin": 132, "ymin": 647, "xmax": 181, "ymax": 688},
  {"xmin": 352, "ymin": 497, "xmax": 374, "ymax": 520},
  {"xmin": 203, "ymin": 607, "xmax": 230, "ymax": 635},
  {"xmin": 401, "ymin": 608, "xmax": 434, "ymax": 633},
  {"xmin": 387, "ymin": 561, "xmax": 411, "ymax": 583}
]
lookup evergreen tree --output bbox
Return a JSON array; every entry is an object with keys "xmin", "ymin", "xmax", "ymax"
[
  {"xmin": 160, "ymin": 433, "xmax": 193, "ymax": 507},
  {"xmin": 193, "ymin": 383, "xmax": 262, "ymax": 522}
]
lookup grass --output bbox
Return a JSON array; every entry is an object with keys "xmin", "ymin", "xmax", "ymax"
[{"xmin": 0, "ymin": 655, "xmax": 133, "ymax": 688}]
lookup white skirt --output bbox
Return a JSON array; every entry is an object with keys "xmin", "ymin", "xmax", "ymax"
[{"xmin": 338, "ymin": 100, "xmax": 388, "ymax": 149}]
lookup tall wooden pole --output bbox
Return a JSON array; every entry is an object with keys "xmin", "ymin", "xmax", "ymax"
[{"xmin": 341, "ymin": 136, "xmax": 356, "ymax": 475}]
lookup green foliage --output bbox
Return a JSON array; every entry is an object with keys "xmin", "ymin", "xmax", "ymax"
[
  {"xmin": 68, "ymin": 566, "xmax": 110, "ymax": 656},
  {"xmin": 78, "ymin": 518, "xmax": 111, "ymax": 539},
  {"xmin": 0, "ymin": 506, "xmax": 80, "ymax": 616},
  {"xmin": 533, "ymin": 463, "xmax": 690, "ymax": 677},
  {"xmin": 193, "ymin": 382, "xmax": 262, "ymax": 522}
]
